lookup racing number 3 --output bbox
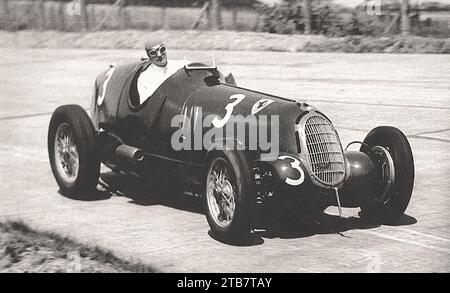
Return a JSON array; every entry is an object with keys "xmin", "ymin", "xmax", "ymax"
[
  {"xmin": 97, "ymin": 66, "xmax": 116, "ymax": 106},
  {"xmin": 279, "ymin": 155, "xmax": 305, "ymax": 186},
  {"xmin": 212, "ymin": 94, "xmax": 246, "ymax": 128}
]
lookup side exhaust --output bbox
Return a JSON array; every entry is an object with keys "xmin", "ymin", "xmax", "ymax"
[{"xmin": 115, "ymin": 144, "xmax": 144, "ymax": 162}]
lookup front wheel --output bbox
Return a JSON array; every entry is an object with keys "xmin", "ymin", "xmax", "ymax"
[
  {"xmin": 204, "ymin": 150, "xmax": 255, "ymax": 238},
  {"xmin": 359, "ymin": 126, "xmax": 415, "ymax": 223},
  {"xmin": 48, "ymin": 105, "xmax": 100, "ymax": 197}
]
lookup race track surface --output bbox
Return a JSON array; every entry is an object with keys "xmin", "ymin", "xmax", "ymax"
[{"xmin": 0, "ymin": 48, "xmax": 449, "ymax": 272}]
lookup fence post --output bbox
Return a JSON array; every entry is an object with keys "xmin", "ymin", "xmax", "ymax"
[
  {"xmin": 192, "ymin": 1, "xmax": 209, "ymax": 29},
  {"xmin": 400, "ymin": 0, "xmax": 411, "ymax": 35},
  {"xmin": 48, "ymin": 5, "xmax": 56, "ymax": 30},
  {"xmin": 80, "ymin": 0, "xmax": 88, "ymax": 31},
  {"xmin": 302, "ymin": 0, "xmax": 311, "ymax": 34},
  {"xmin": 89, "ymin": 5, "xmax": 95, "ymax": 30},
  {"xmin": 58, "ymin": 1, "xmax": 65, "ymax": 31},
  {"xmin": 95, "ymin": 0, "xmax": 123, "ymax": 31},
  {"xmin": 1, "ymin": 0, "xmax": 9, "ymax": 29},
  {"xmin": 2, "ymin": 0, "xmax": 8, "ymax": 19},
  {"xmin": 209, "ymin": 0, "xmax": 222, "ymax": 31},
  {"xmin": 37, "ymin": 0, "xmax": 45, "ymax": 30},
  {"xmin": 231, "ymin": 7, "xmax": 238, "ymax": 30},
  {"xmin": 120, "ymin": 0, "xmax": 128, "ymax": 30},
  {"xmin": 253, "ymin": 12, "xmax": 260, "ymax": 32}
]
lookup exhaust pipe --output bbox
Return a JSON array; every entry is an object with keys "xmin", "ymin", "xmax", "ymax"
[{"xmin": 115, "ymin": 144, "xmax": 144, "ymax": 162}]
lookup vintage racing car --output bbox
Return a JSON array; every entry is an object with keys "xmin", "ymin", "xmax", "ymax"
[{"xmin": 48, "ymin": 55, "xmax": 415, "ymax": 238}]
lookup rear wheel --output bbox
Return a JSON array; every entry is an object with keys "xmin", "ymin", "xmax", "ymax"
[
  {"xmin": 359, "ymin": 126, "xmax": 415, "ymax": 223},
  {"xmin": 48, "ymin": 105, "xmax": 100, "ymax": 197},
  {"xmin": 204, "ymin": 150, "xmax": 255, "ymax": 238}
]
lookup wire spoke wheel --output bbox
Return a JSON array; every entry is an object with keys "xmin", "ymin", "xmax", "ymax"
[
  {"xmin": 206, "ymin": 157, "xmax": 237, "ymax": 228},
  {"xmin": 54, "ymin": 123, "xmax": 79, "ymax": 184},
  {"xmin": 48, "ymin": 105, "xmax": 100, "ymax": 197}
]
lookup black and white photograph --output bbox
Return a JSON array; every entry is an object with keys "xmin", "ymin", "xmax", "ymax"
[{"xmin": 0, "ymin": 0, "xmax": 449, "ymax": 276}]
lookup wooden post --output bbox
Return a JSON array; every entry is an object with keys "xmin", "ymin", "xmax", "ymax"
[
  {"xmin": 80, "ymin": 0, "xmax": 88, "ymax": 31},
  {"xmin": 302, "ymin": 0, "xmax": 312, "ymax": 34},
  {"xmin": 209, "ymin": 0, "xmax": 221, "ymax": 31},
  {"xmin": 25, "ymin": 2, "xmax": 32, "ymax": 30},
  {"xmin": 231, "ymin": 7, "xmax": 238, "ymax": 30},
  {"xmin": 37, "ymin": 0, "xmax": 45, "ymax": 30},
  {"xmin": 253, "ymin": 12, "xmax": 260, "ymax": 32},
  {"xmin": 58, "ymin": 1, "xmax": 65, "ymax": 31},
  {"xmin": 48, "ymin": 5, "xmax": 56, "ymax": 30},
  {"xmin": 192, "ymin": 1, "xmax": 209, "ymax": 29},
  {"xmin": 120, "ymin": 0, "xmax": 128, "ymax": 30},
  {"xmin": 2, "ymin": 0, "xmax": 9, "ymax": 29},
  {"xmin": 95, "ymin": 0, "xmax": 122, "ymax": 31},
  {"xmin": 89, "ymin": 5, "xmax": 95, "ymax": 30},
  {"xmin": 400, "ymin": 0, "xmax": 411, "ymax": 35},
  {"xmin": 2, "ymin": 0, "xmax": 8, "ymax": 18},
  {"xmin": 383, "ymin": 13, "xmax": 400, "ymax": 34}
]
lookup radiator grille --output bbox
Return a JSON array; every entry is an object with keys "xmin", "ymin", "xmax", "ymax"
[{"xmin": 304, "ymin": 115, "xmax": 345, "ymax": 186}]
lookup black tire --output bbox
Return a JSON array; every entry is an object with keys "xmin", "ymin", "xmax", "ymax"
[
  {"xmin": 359, "ymin": 126, "xmax": 415, "ymax": 223},
  {"xmin": 48, "ymin": 105, "xmax": 100, "ymax": 197},
  {"xmin": 204, "ymin": 150, "xmax": 255, "ymax": 238}
]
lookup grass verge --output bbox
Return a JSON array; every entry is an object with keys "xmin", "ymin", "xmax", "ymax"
[
  {"xmin": 0, "ymin": 220, "xmax": 156, "ymax": 273},
  {"xmin": 1, "ymin": 30, "xmax": 449, "ymax": 53}
]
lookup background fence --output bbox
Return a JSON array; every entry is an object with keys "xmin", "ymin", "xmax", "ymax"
[
  {"xmin": 0, "ymin": 0, "xmax": 261, "ymax": 31},
  {"xmin": 0, "ymin": 0, "xmax": 449, "ymax": 38}
]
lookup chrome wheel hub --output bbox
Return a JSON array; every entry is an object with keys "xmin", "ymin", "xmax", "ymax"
[
  {"xmin": 54, "ymin": 123, "xmax": 79, "ymax": 184},
  {"xmin": 206, "ymin": 158, "xmax": 236, "ymax": 228},
  {"xmin": 371, "ymin": 145, "xmax": 395, "ymax": 204}
]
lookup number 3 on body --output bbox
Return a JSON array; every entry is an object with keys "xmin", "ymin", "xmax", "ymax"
[
  {"xmin": 97, "ymin": 66, "xmax": 116, "ymax": 106},
  {"xmin": 212, "ymin": 94, "xmax": 246, "ymax": 128},
  {"xmin": 279, "ymin": 155, "xmax": 305, "ymax": 186}
]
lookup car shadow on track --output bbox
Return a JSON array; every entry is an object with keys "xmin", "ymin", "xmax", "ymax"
[
  {"xmin": 97, "ymin": 172, "xmax": 162, "ymax": 206},
  {"xmin": 206, "ymin": 213, "xmax": 416, "ymax": 246},
  {"xmin": 72, "ymin": 171, "xmax": 417, "ymax": 246},
  {"xmin": 58, "ymin": 188, "xmax": 113, "ymax": 201},
  {"xmin": 253, "ymin": 213, "xmax": 417, "ymax": 241},
  {"xmin": 98, "ymin": 171, "xmax": 204, "ymax": 214}
]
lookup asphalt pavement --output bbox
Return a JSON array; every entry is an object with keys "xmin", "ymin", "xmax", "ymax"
[{"xmin": 0, "ymin": 48, "xmax": 449, "ymax": 272}]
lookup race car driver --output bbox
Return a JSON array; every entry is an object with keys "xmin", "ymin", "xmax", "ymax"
[{"xmin": 137, "ymin": 42, "xmax": 185, "ymax": 105}]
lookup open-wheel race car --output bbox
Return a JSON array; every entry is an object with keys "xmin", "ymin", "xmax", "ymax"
[{"xmin": 48, "ymin": 54, "xmax": 415, "ymax": 239}]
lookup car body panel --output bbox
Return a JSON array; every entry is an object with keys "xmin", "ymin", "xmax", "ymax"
[{"xmin": 89, "ymin": 58, "xmax": 344, "ymax": 206}]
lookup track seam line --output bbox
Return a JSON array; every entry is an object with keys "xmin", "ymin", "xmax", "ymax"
[
  {"xmin": 306, "ymin": 99, "xmax": 450, "ymax": 110},
  {"xmin": 0, "ymin": 108, "xmax": 90, "ymax": 121},
  {"xmin": 358, "ymin": 230, "xmax": 450, "ymax": 254},
  {"xmin": 336, "ymin": 126, "xmax": 450, "ymax": 144},
  {"xmin": 392, "ymin": 228, "xmax": 450, "ymax": 243}
]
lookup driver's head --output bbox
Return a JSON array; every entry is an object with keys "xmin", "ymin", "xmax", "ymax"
[{"xmin": 145, "ymin": 42, "xmax": 167, "ymax": 67}]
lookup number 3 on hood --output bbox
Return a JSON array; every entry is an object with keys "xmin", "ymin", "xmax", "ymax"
[{"xmin": 212, "ymin": 94, "xmax": 246, "ymax": 128}]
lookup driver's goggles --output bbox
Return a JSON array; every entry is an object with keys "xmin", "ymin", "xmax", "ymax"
[{"xmin": 148, "ymin": 46, "xmax": 166, "ymax": 57}]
